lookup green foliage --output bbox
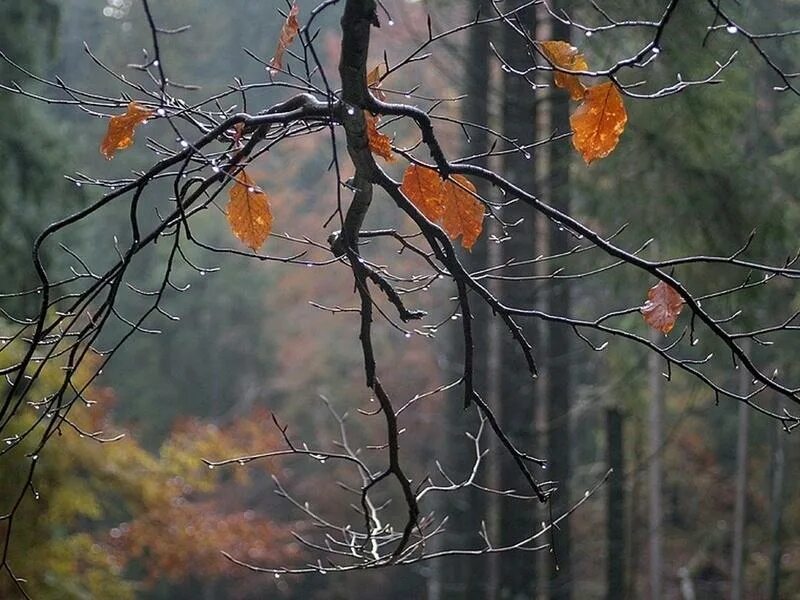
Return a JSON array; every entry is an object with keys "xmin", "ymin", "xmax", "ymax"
[{"xmin": 0, "ymin": 2, "xmax": 82, "ymax": 306}]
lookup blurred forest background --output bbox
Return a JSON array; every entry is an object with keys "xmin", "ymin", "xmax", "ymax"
[{"xmin": 1, "ymin": 0, "xmax": 800, "ymax": 598}]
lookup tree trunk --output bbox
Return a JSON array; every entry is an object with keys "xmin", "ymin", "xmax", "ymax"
[
  {"xmin": 627, "ymin": 416, "xmax": 643, "ymax": 600},
  {"xmin": 606, "ymin": 407, "xmax": 625, "ymax": 599},
  {"xmin": 648, "ymin": 328, "xmax": 664, "ymax": 600},
  {"xmin": 767, "ymin": 416, "xmax": 785, "ymax": 600},
  {"xmin": 497, "ymin": 2, "xmax": 541, "ymax": 599},
  {"xmin": 730, "ymin": 340, "xmax": 750, "ymax": 600},
  {"xmin": 546, "ymin": 8, "xmax": 573, "ymax": 600},
  {"xmin": 437, "ymin": 2, "xmax": 492, "ymax": 597},
  {"xmin": 486, "ymin": 231, "xmax": 503, "ymax": 600}
]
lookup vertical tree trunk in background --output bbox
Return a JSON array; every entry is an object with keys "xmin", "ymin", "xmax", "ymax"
[
  {"xmin": 767, "ymin": 417, "xmax": 785, "ymax": 600},
  {"xmin": 437, "ymin": 2, "xmax": 491, "ymax": 597},
  {"xmin": 648, "ymin": 329, "xmax": 664, "ymax": 600},
  {"xmin": 497, "ymin": 1, "xmax": 540, "ymax": 598},
  {"xmin": 627, "ymin": 420, "xmax": 643, "ymax": 599},
  {"xmin": 606, "ymin": 407, "xmax": 625, "ymax": 599},
  {"xmin": 485, "ymin": 229, "xmax": 503, "ymax": 600},
  {"xmin": 463, "ymin": 3, "xmax": 493, "ymax": 595},
  {"xmin": 731, "ymin": 339, "xmax": 750, "ymax": 600},
  {"xmin": 546, "ymin": 8, "xmax": 573, "ymax": 600}
]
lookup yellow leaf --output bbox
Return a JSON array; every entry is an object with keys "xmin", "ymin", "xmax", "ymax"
[
  {"xmin": 268, "ymin": 2, "xmax": 300, "ymax": 73},
  {"xmin": 570, "ymin": 82, "xmax": 627, "ymax": 164},
  {"xmin": 226, "ymin": 169, "xmax": 272, "ymax": 251},
  {"xmin": 364, "ymin": 112, "xmax": 395, "ymax": 162},
  {"xmin": 539, "ymin": 40, "xmax": 589, "ymax": 101},
  {"xmin": 641, "ymin": 280, "xmax": 684, "ymax": 334},
  {"xmin": 100, "ymin": 102, "xmax": 155, "ymax": 160},
  {"xmin": 400, "ymin": 165, "xmax": 484, "ymax": 250}
]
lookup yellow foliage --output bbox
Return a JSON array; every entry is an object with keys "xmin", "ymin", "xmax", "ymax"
[{"xmin": 0, "ymin": 323, "xmax": 292, "ymax": 596}]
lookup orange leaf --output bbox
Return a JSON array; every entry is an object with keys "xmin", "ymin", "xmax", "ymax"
[
  {"xmin": 400, "ymin": 165, "xmax": 484, "ymax": 250},
  {"xmin": 641, "ymin": 280, "xmax": 684, "ymax": 334},
  {"xmin": 226, "ymin": 169, "xmax": 272, "ymax": 251},
  {"xmin": 570, "ymin": 82, "xmax": 627, "ymax": 164},
  {"xmin": 367, "ymin": 63, "xmax": 387, "ymax": 101},
  {"xmin": 100, "ymin": 102, "xmax": 155, "ymax": 160},
  {"xmin": 441, "ymin": 175, "xmax": 483, "ymax": 250},
  {"xmin": 268, "ymin": 2, "xmax": 300, "ymax": 73},
  {"xmin": 364, "ymin": 112, "xmax": 394, "ymax": 162},
  {"xmin": 400, "ymin": 165, "xmax": 445, "ymax": 222},
  {"xmin": 539, "ymin": 40, "xmax": 589, "ymax": 101}
]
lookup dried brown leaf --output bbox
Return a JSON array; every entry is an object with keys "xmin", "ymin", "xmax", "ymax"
[
  {"xmin": 400, "ymin": 165, "xmax": 484, "ymax": 250},
  {"xmin": 441, "ymin": 175, "xmax": 483, "ymax": 250},
  {"xmin": 400, "ymin": 165, "xmax": 445, "ymax": 223},
  {"xmin": 539, "ymin": 40, "xmax": 589, "ymax": 101},
  {"xmin": 570, "ymin": 82, "xmax": 627, "ymax": 164},
  {"xmin": 226, "ymin": 169, "xmax": 272, "ymax": 251},
  {"xmin": 367, "ymin": 63, "xmax": 388, "ymax": 101},
  {"xmin": 231, "ymin": 122, "xmax": 245, "ymax": 147},
  {"xmin": 641, "ymin": 280, "xmax": 684, "ymax": 334},
  {"xmin": 364, "ymin": 112, "xmax": 395, "ymax": 162},
  {"xmin": 100, "ymin": 102, "xmax": 155, "ymax": 160},
  {"xmin": 268, "ymin": 2, "xmax": 300, "ymax": 73}
]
